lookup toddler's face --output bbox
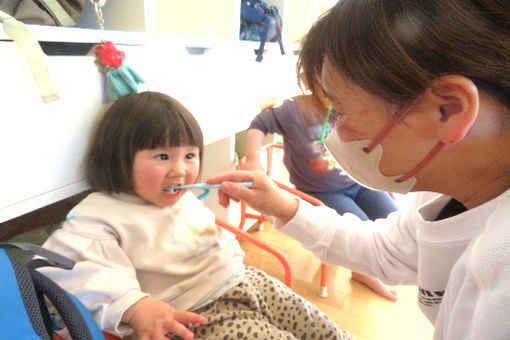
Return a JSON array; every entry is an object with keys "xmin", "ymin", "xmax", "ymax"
[{"xmin": 132, "ymin": 145, "xmax": 200, "ymax": 207}]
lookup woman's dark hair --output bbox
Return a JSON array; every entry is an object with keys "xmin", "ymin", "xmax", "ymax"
[
  {"xmin": 298, "ymin": 0, "xmax": 510, "ymax": 109},
  {"xmin": 86, "ymin": 91, "xmax": 204, "ymax": 193}
]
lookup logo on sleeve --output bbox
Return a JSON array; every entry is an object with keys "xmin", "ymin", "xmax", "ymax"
[{"xmin": 418, "ymin": 287, "xmax": 444, "ymax": 307}]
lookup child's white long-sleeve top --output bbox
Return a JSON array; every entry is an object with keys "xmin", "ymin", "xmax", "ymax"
[
  {"xmin": 276, "ymin": 189, "xmax": 510, "ymax": 339},
  {"xmin": 39, "ymin": 191, "xmax": 245, "ymax": 335}
]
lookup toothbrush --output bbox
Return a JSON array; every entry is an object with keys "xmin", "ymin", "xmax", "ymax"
[{"xmin": 164, "ymin": 181, "xmax": 253, "ymax": 192}]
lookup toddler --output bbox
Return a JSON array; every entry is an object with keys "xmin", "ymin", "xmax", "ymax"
[{"xmin": 39, "ymin": 91, "xmax": 353, "ymax": 340}]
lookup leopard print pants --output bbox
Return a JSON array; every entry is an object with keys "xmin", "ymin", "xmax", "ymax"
[{"xmin": 185, "ymin": 266, "xmax": 354, "ymax": 340}]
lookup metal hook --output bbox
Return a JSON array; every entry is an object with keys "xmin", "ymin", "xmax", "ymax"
[{"xmin": 89, "ymin": 0, "xmax": 106, "ymax": 30}]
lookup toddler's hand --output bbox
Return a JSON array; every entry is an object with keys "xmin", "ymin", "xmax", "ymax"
[{"xmin": 122, "ymin": 297, "xmax": 206, "ymax": 340}]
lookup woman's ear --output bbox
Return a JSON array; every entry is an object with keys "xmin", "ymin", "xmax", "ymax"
[{"xmin": 424, "ymin": 75, "xmax": 479, "ymax": 144}]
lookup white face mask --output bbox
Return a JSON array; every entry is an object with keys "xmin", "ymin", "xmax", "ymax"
[
  {"xmin": 325, "ymin": 128, "xmax": 417, "ymax": 193},
  {"xmin": 324, "ymin": 98, "xmax": 444, "ymax": 194}
]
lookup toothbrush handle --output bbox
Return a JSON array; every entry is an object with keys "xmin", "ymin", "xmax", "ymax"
[
  {"xmin": 201, "ymin": 181, "xmax": 253, "ymax": 189},
  {"xmin": 165, "ymin": 181, "xmax": 253, "ymax": 191}
]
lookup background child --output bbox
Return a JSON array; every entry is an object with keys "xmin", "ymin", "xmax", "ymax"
[
  {"xmin": 242, "ymin": 94, "xmax": 399, "ymax": 301},
  {"xmin": 38, "ymin": 91, "xmax": 352, "ymax": 340}
]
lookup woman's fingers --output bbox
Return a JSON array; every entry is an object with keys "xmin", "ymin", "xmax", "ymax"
[
  {"xmin": 217, "ymin": 181, "xmax": 250, "ymax": 208},
  {"xmin": 207, "ymin": 170, "xmax": 298, "ymax": 222},
  {"xmin": 208, "ymin": 170, "xmax": 262, "ymax": 208},
  {"xmin": 219, "ymin": 180, "xmax": 253, "ymax": 200}
]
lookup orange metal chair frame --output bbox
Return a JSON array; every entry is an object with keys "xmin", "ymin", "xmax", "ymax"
[
  {"xmin": 215, "ymin": 217, "xmax": 292, "ymax": 289},
  {"xmin": 239, "ymin": 143, "xmax": 329, "ymax": 297}
]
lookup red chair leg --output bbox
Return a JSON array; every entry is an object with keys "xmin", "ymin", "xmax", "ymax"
[
  {"xmin": 319, "ymin": 263, "xmax": 328, "ymax": 297},
  {"xmin": 216, "ymin": 217, "xmax": 293, "ymax": 289}
]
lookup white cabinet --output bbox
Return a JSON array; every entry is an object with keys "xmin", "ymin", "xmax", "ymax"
[
  {"xmin": 0, "ymin": 23, "xmax": 300, "ymax": 224},
  {"xmin": 0, "ymin": 27, "xmax": 150, "ymax": 222}
]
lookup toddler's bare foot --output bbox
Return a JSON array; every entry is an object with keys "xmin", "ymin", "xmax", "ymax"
[{"xmin": 351, "ymin": 271, "xmax": 398, "ymax": 301}]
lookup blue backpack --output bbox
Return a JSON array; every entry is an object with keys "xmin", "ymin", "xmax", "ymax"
[{"xmin": 0, "ymin": 243, "xmax": 105, "ymax": 339}]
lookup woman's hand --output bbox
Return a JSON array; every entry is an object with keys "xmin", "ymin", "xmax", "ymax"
[
  {"xmin": 122, "ymin": 297, "xmax": 206, "ymax": 340},
  {"xmin": 207, "ymin": 170, "xmax": 299, "ymax": 224}
]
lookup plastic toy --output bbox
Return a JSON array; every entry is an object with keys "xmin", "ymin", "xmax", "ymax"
[{"xmin": 94, "ymin": 40, "xmax": 145, "ymax": 103}]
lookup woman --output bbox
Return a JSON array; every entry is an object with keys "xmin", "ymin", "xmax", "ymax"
[{"xmin": 208, "ymin": 0, "xmax": 510, "ymax": 338}]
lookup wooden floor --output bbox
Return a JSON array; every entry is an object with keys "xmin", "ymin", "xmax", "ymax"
[{"xmin": 240, "ymin": 221, "xmax": 434, "ymax": 340}]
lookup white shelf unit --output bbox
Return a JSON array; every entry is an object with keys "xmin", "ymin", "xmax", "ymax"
[{"xmin": 0, "ymin": 18, "xmax": 300, "ymax": 225}]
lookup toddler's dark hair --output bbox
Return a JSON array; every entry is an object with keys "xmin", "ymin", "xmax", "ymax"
[{"xmin": 86, "ymin": 91, "xmax": 203, "ymax": 193}]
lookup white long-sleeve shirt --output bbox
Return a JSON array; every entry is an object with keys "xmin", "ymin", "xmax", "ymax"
[
  {"xmin": 276, "ymin": 190, "xmax": 510, "ymax": 339},
  {"xmin": 39, "ymin": 191, "xmax": 245, "ymax": 335}
]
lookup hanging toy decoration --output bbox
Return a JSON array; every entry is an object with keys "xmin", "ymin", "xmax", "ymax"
[
  {"xmin": 94, "ymin": 40, "xmax": 146, "ymax": 103},
  {"xmin": 89, "ymin": 0, "xmax": 146, "ymax": 103}
]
